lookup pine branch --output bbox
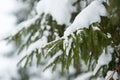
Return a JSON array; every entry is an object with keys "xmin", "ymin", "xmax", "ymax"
[{"xmin": 41, "ymin": 37, "xmax": 65, "ymax": 50}]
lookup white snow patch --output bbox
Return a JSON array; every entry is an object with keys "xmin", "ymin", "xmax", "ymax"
[
  {"xmin": 46, "ymin": 25, "xmax": 51, "ymax": 30},
  {"xmin": 36, "ymin": 0, "xmax": 76, "ymax": 25},
  {"xmin": 42, "ymin": 69, "xmax": 53, "ymax": 79},
  {"xmin": 93, "ymin": 26, "xmax": 100, "ymax": 30},
  {"xmin": 107, "ymin": 33, "xmax": 111, "ymax": 38},
  {"xmin": 0, "ymin": 41, "xmax": 14, "ymax": 55},
  {"xmin": 74, "ymin": 72, "xmax": 93, "ymax": 80},
  {"xmin": 0, "ymin": 0, "xmax": 17, "ymax": 13},
  {"xmin": 0, "ymin": 56, "xmax": 19, "ymax": 80},
  {"xmin": 69, "ymin": 66, "xmax": 76, "ymax": 74},
  {"xmin": 64, "ymin": 0, "xmax": 108, "ymax": 37},
  {"xmin": 43, "ymin": 30, "xmax": 50, "ymax": 37},
  {"xmin": 93, "ymin": 48, "xmax": 112, "ymax": 75},
  {"xmin": 0, "ymin": 13, "xmax": 16, "ymax": 40},
  {"xmin": 0, "ymin": 0, "xmax": 19, "ymax": 80}
]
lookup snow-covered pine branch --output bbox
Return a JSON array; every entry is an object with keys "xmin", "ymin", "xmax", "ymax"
[
  {"xmin": 26, "ymin": 0, "xmax": 108, "ymax": 55},
  {"xmin": 64, "ymin": 0, "xmax": 107, "ymax": 37},
  {"xmin": 17, "ymin": 0, "xmax": 110, "ymax": 71}
]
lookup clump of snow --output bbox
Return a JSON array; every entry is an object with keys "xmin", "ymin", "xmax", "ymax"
[
  {"xmin": 46, "ymin": 25, "xmax": 51, "ymax": 30},
  {"xmin": 43, "ymin": 30, "xmax": 50, "ymax": 37},
  {"xmin": 93, "ymin": 47, "xmax": 112, "ymax": 75},
  {"xmin": 36, "ymin": 0, "xmax": 76, "ymax": 25},
  {"xmin": 74, "ymin": 72, "xmax": 93, "ymax": 80},
  {"xmin": 64, "ymin": 0, "xmax": 108, "ymax": 37},
  {"xmin": 93, "ymin": 26, "xmax": 100, "ymax": 30},
  {"xmin": 107, "ymin": 33, "xmax": 111, "ymax": 38}
]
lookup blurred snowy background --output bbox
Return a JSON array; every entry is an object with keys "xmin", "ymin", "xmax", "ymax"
[{"xmin": 0, "ymin": 0, "xmax": 19, "ymax": 80}]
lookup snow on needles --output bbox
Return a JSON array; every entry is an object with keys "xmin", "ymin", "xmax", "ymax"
[
  {"xmin": 11, "ymin": 15, "xmax": 40, "ymax": 36},
  {"xmin": 26, "ymin": 36, "xmax": 47, "ymax": 55},
  {"xmin": 36, "ymin": 0, "xmax": 76, "ymax": 25},
  {"xmin": 93, "ymin": 46, "xmax": 113, "ymax": 75},
  {"xmin": 64, "ymin": 0, "xmax": 108, "ymax": 37},
  {"xmin": 45, "ymin": 50, "xmax": 62, "ymax": 69},
  {"xmin": 74, "ymin": 46, "xmax": 113, "ymax": 80}
]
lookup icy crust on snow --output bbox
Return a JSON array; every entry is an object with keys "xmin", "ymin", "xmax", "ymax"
[
  {"xmin": 64, "ymin": 0, "xmax": 108, "ymax": 37},
  {"xmin": 36, "ymin": 0, "xmax": 76, "ymax": 25}
]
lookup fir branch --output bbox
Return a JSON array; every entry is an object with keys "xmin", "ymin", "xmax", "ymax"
[{"xmin": 41, "ymin": 37, "xmax": 65, "ymax": 50}]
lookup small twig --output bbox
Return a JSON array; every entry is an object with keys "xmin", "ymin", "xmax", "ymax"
[
  {"xmin": 41, "ymin": 37, "xmax": 65, "ymax": 49},
  {"xmin": 106, "ymin": 71, "xmax": 115, "ymax": 80}
]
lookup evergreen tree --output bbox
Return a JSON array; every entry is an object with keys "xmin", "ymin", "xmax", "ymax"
[{"xmin": 6, "ymin": 0, "xmax": 120, "ymax": 79}]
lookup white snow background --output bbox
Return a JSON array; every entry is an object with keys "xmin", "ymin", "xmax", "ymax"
[{"xmin": 0, "ymin": 0, "xmax": 19, "ymax": 80}]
